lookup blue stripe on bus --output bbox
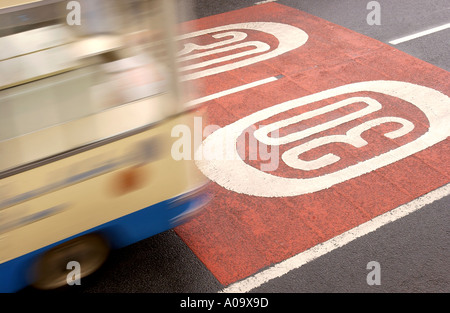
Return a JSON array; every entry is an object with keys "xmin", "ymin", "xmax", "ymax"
[{"xmin": 0, "ymin": 189, "xmax": 210, "ymax": 293}]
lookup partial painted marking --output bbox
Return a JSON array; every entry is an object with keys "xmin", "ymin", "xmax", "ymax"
[
  {"xmin": 221, "ymin": 183, "xmax": 450, "ymax": 293},
  {"xmin": 389, "ymin": 23, "xmax": 450, "ymax": 45},
  {"xmin": 176, "ymin": 22, "xmax": 308, "ymax": 81}
]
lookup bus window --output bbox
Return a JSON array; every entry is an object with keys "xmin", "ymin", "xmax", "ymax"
[{"xmin": 0, "ymin": 0, "xmax": 178, "ymax": 174}]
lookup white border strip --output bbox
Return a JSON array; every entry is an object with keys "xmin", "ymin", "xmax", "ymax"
[
  {"xmin": 185, "ymin": 75, "xmax": 281, "ymax": 108},
  {"xmin": 255, "ymin": 0, "xmax": 278, "ymax": 5},
  {"xmin": 389, "ymin": 23, "xmax": 450, "ymax": 45},
  {"xmin": 221, "ymin": 183, "xmax": 450, "ymax": 293}
]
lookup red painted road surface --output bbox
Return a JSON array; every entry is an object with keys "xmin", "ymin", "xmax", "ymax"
[{"xmin": 174, "ymin": 3, "xmax": 450, "ymax": 286}]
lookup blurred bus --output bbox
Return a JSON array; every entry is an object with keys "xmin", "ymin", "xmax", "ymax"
[{"xmin": 0, "ymin": 0, "xmax": 209, "ymax": 292}]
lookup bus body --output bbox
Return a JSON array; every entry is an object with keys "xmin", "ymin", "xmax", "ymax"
[{"xmin": 0, "ymin": 0, "xmax": 209, "ymax": 292}]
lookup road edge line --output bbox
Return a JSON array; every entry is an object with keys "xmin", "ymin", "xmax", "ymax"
[{"xmin": 220, "ymin": 183, "xmax": 450, "ymax": 293}]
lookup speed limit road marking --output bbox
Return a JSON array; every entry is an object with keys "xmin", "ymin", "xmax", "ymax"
[
  {"xmin": 196, "ymin": 80, "xmax": 449, "ymax": 197},
  {"xmin": 175, "ymin": 3, "xmax": 450, "ymax": 286}
]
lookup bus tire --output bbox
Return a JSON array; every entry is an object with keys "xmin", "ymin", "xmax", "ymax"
[{"xmin": 32, "ymin": 233, "xmax": 110, "ymax": 290}]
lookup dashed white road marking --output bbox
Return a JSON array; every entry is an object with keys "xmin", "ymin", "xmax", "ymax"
[
  {"xmin": 185, "ymin": 75, "xmax": 282, "ymax": 108},
  {"xmin": 220, "ymin": 183, "xmax": 450, "ymax": 293},
  {"xmin": 389, "ymin": 23, "xmax": 450, "ymax": 45},
  {"xmin": 255, "ymin": 0, "xmax": 278, "ymax": 5}
]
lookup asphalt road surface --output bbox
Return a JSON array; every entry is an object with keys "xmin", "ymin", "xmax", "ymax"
[{"xmin": 20, "ymin": 0, "xmax": 449, "ymax": 299}]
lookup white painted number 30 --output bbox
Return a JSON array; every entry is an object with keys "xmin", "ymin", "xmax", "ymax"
[{"xmin": 196, "ymin": 81, "xmax": 450, "ymax": 197}]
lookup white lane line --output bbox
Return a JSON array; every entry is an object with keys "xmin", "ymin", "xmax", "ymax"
[
  {"xmin": 185, "ymin": 75, "xmax": 282, "ymax": 108},
  {"xmin": 220, "ymin": 183, "xmax": 450, "ymax": 293},
  {"xmin": 389, "ymin": 23, "xmax": 450, "ymax": 45},
  {"xmin": 255, "ymin": 0, "xmax": 278, "ymax": 5}
]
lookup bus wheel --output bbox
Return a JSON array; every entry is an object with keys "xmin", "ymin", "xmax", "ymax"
[{"xmin": 32, "ymin": 234, "xmax": 109, "ymax": 290}]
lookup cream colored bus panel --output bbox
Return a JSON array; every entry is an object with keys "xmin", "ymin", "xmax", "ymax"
[{"xmin": 0, "ymin": 114, "xmax": 204, "ymax": 264}]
